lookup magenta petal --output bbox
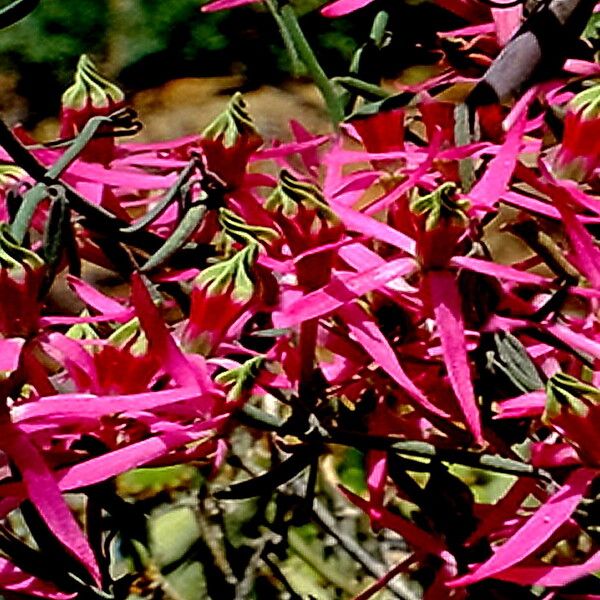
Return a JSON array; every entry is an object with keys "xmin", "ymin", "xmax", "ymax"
[
  {"xmin": 0, "ymin": 338, "xmax": 25, "ymax": 375},
  {"xmin": 201, "ymin": 0, "xmax": 262, "ymax": 11},
  {"xmin": 451, "ymin": 256, "xmax": 549, "ymax": 286},
  {"xmin": 365, "ymin": 127, "xmax": 444, "ymax": 215},
  {"xmin": 321, "ymin": 0, "xmax": 375, "ymax": 17},
  {"xmin": 465, "ymin": 477, "xmax": 538, "ymax": 547},
  {"xmin": 469, "ymin": 105, "xmax": 527, "ymax": 210},
  {"xmin": 0, "ymin": 422, "xmax": 101, "ymax": 584},
  {"xmin": 46, "ymin": 333, "xmax": 98, "ymax": 392},
  {"xmin": 495, "ymin": 550, "xmax": 600, "ymax": 587},
  {"xmin": 0, "ymin": 416, "xmax": 228, "ymax": 498},
  {"xmin": 563, "ymin": 58, "xmax": 600, "ymax": 76},
  {"xmin": 13, "ymin": 387, "xmax": 203, "ymax": 422},
  {"xmin": 40, "ymin": 313, "xmax": 133, "ymax": 326},
  {"xmin": 491, "ymin": 5, "xmax": 523, "ymax": 46},
  {"xmin": 339, "ymin": 303, "xmax": 449, "ymax": 418},
  {"xmin": 449, "ymin": 468, "xmax": 596, "ymax": 587},
  {"xmin": 131, "ymin": 273, "xmax": 209, "ymax": 390},
  {"xmin": 274, "ymin": 257, "xmax": 415, "ymax": 328},
  {"xmin": 547, "ymin": 323, "xmax": 600, "ymax": 360},
  {"xmin": 55, "ymin": 417, "xmax": 227, "ymax": 489},
  {"xmin": 530, "ymin": 443, "xmax": 581, "ymax": 468},
  {"xmin": 331, "ymin": 202, "xmax": 416, "ymax": 255},
  {"xmin": 67, "ymin": 275, "xmax": 133, "ymax": 316},
  {"xmin": 0, "ymin": 557, "xmax": 74, "ymax": 599},
  {"xmin": 253, "ymin": 136, "xmax": 328, "ymax": 161},
  {"xmin": 426, "ymin": 271, "xmax": 483, "ymax": 443},
  {"xmin": 494, "ymin": 391, "xmax": 547, "ymax": 419},
  {"xmin": 545, "ymin": 183, "xmax": 600, "ymax": 289},
  {"xmin": 67, "ymin": 162, "xmax": 177, "ymax": 189}
]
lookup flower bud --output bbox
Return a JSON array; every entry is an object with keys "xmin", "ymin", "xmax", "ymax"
[
  {"xmin": 410, "ymin": 182, "xmax": 469, "ymax": 269},
  {"xmin": 544, "ymin": 372, "xmax": 600, "ymax": 467},
  {"xmin": 183, "ymin": 243, "xmax": 259, "ymax": 356},
  {"xmin": 0, "ymin": 225, "xmax": 44, "ymax": 337},
  {"xmin": 60, "ymin": 55, "xmax": 126, "ymax": 164},
  {"xmin": 553, "ymin": 83, "xmax": 600, "ymax": 182},
  {"xmin": 200, "ymin": 92, "xmax": 262, "ymax": 189}
]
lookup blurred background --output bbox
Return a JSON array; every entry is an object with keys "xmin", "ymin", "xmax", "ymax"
[{"xmin": 0, "ymin": 0, "xmax": 460, "ymax": 140}]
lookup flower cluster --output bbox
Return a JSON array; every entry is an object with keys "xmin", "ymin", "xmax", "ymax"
[{"xmin": 0, "ymin": 0, "xmax": 597, "ymax": 598}]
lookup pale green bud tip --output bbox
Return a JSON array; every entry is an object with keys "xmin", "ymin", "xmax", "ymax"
[
  {"xmin": 62, "ymin": 54, "xmax": 125, "ymax": 111},
  {"xmin": 410, "ymin": 182, "xmax": 469, "ymax": 231},
  {"xmin": 544, "ymin": 371, "xmax": 600, "ymax": 421},
  {"xmin": 571, "ymin": 83, "xmax": 600, "ymax": 121},
  {"xmin": 215, "ymin": 355, "xmax": 265, "ymax": 401},
  {"xmin": 201, "ymin": 92, "xmax": 258, "ymax": 147},
  {"xmin": 0, "ymin": 224, "xmax": 44, "ymax": 275},
  {"xmin": 266, "ymin": 170, "xmax": 339, "ymax": 224},
  {"xmin": 196, "ymin": 243, "xmax": 258, "ymax": 304}
]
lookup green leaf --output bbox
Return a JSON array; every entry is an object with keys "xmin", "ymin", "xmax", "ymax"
[{"xmin": 148, "ymin": 507, "xmax": 201, "ymax": 568}]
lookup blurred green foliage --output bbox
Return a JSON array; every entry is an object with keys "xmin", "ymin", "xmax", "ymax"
[
  {"xmin": 0, "ymin": 0, "xmax": 464, "ymax": 125},
  {"xmin": 0, "ymin": 0, "xmax": 362, "ymax": 117}
]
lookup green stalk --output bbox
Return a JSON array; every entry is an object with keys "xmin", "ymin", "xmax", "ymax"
[
  {"xmin": 279, "ymin": 4, "xmax": 344, "ymax": 128},
  {"xmin": 264, "ymin": 0, "xmax": 304, "ymax": 76},
  {"xmin": 454, "ymin": 103, "xmax": 475, "ymax": 193},
  {"xmin": 140, "ymin": 203, "xmax": 207, "ymax": 272},
  {"xmin": 331, "ymin": 76, "xmax": 391, "ymax": 99},
  {"xmin": 11, "ymin": 115, "xmax": 112, "ymax": 243}
]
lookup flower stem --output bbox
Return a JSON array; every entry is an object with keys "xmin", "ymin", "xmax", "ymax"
[
  {"xmin": 279, "ymin": 4, "xmax": 344, "ymax": 128},
  {"xmin": 264, "ymin": 0, "xmax": 304, "ymax": 77},
  {"xmin": 298, "ymin": 318, "xmax": 318, "ymax": 402}
]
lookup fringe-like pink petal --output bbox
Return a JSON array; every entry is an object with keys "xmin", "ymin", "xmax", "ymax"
[
  {"xmin": 274, "ymin": 257, "xmax": 415, "ymax": 328},
  {"xmin": 465, "ymin": 477, "xmax": 538, "ymax": 547},
  {"xmin": 449, "ymin": 468, "xmax": 596, "ymax": 587},
  {"xmin": 339, "ymin": 303, "xmax": 449, "ymax": 418},
  {"xmin": 331, "ymin": 203, "xmax": 417, "ymax": 255},
  {"xmin": 321, "ymin": 0, "xmax": 375, "ymax": 17},
  {"xmin": 202, "ymin": 0, "xmax": 263, "ymax": 11},
  {"xmin": 494, "ymin": 391, "xmax": 547, "ymax": 419},
  {"xmin": 0, "ymin": 416, "xmax": 228, "ymax": 498},
  {"xmin": 0, "ymin": 421, "xmax": 101, "ymax": 584},
  {"xmin": 67, "ymin": 274, "xmax": 133, "ymax": 317},
  {"xmin": 131, "ymin": 273, "xmax": 209, "ymax": 390},
  {"xmin": 495, "ymin": 549, "xmax": 600, "ymax": 587},
  {"xmin": 0, "ymin": 557, "xmax": 74, "ymax": 599},
  {"xmin": 426, "ymin": 271, "xmax": 483, "ymax": 443},
  {"xmin": 546, "ymin": 184, "xmax": 600, "ymax": 289},
  {"xmin": 491, "ymin": 5, "xmax": 522, "ymax": 47},
  {"xmin": 469, "ymin": 105, "xmax": 527, "ymax": 210},
  {"xmin": 0, "ymin": 338, "xmax": 24, "ymax": 374},
  {"xmin": 12, "ymin": 387, "xmax": 203, "ymax": 422}
]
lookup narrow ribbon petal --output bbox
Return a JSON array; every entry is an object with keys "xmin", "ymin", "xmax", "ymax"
[{"xmin": 426, "ymin": 270, "xmax": 483, "ymax": 443}]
